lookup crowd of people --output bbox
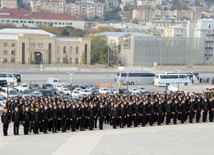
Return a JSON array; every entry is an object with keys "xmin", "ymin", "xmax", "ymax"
[{"xmin": 1, "ymin": 90, "xmax": 214, "ymax": 136}]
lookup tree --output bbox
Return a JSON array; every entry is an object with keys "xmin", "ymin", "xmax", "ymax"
[
  {"xmin": 90, "ymin": 35, "xmax": 113, "ymax": 64},
  {"xmin": 132, "ymin": 18, "xmax": 139, "ymax": 24},
  {"xmin": 61, "ymin": 28, "xmax": 70, "ymax": 36}
]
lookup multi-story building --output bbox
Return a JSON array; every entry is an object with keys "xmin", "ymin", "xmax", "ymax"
[
  {"xmin": 0, "ymin": 28, "xmax": 91, "ymax": 65},
  {"xmin": 188, "ymin": 19, "xmax": 214, "ymax": 63},
  {"xmin": 0, "ymin": 0, "xmax": 17, "ymax": 9},
  {"xmin": 0, "ymin": 9, "xmax": 86, "ymax": 30},
  {"xmin": 77, "ymin": 0, "xmax": 105, "ymax": 19},
  {"xmin": 164, "ymin": 25, "xmax": 187, "ymax": 37},
  {"xmin": 105, "ymin": 0, "xmax": 119, "ymax": 9},
  {"xmin": 30, "ymin": 0, "xmax": 65, "ymax": 14}
]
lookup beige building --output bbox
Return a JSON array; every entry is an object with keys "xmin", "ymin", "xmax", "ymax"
[
  {"xmin": 65, "ymin": 1, "xmax": 105, "ymax": 19},
  {"xmin": 30, "ymin": 0, "xmax": 65, "ymax": 14},
  {"xmin": 164, "ymin": 26, "xmax": 187, "ymax": 37},
  {"xmin": 132, "ymin": 9, "xmax": 154, "ymax": 21},
  {"xmin": 0, "ymin": 0, "xmax": 17, "ymax": 9},
  {"xmin": 0, "ymin": 28, "xmax": 91, "ymax": 65}
]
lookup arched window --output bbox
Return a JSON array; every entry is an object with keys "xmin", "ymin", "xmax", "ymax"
[
  {"xmin": 208, "ymin": 24, "xmax": 212, "ymax": 29},
  {"xmin": 3, "ymin": 59, "xmax": 7, "ymax": 64}
]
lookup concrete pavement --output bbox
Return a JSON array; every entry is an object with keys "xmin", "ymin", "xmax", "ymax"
[{"xmin": 0, "ymin": 122, "xmax": 214, "ymax": 155}]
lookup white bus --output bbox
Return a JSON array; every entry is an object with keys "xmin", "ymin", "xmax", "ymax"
[
  {"xmin": 0, "ymin": 87, "xmax": 19, "ymax": 98},
  {"xmin": 117, "ymin": 72, "xmax": 155, "ymax": 85},
  {"xmin": 165, "ymin": 72, "xmax": 199, "ymax": 83},
  {"xmin": 154, "ymin": 73, "xmax": 193, "ymax": 87}
]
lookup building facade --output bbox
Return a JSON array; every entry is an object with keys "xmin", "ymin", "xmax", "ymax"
[
  {"xmin": 187, "ymin": 19, "xmax": 214, "ymax": 63},
  {"xmin": 0, "ymin": 9, "xmax": 86, "ymax": 30},
  {"xmin": 0, "ymin": 0, "xmax": 17, "ymax": 9},
  {"xmin": 120, "ymin": 35, "xmax": 204, "ymax": 66},
  {"xmin": 30, "ymin": 0, "xmax": 66, "ymax": 14},
  {"xmin": 0, "ymin": 28, "xmax": 91, "ymax": 65}
]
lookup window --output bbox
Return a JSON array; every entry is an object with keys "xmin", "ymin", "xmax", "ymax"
[
  {"xmin": 11, "ymin": 51, "xmax": 15, "ymax": 55},
  {"xmin": 76, "ymin": 46, "xmax": 79, "ymax": 54},
  {"xmin": 3, "ymin": 59, "xmax": 7, "ymax": 64},
  {"xmin": 4, "ymin": 50, "xmax": 7, "ymax": 55},
  {"xmin": 75, "ymin": 58, "xmax": 78, "ymax": 64},
  {"xmin": 0, "ymin": 74, "xmax": 7, "ymax": 77},
  {"xmin": 69, "ymin": 58, "xmax": 72, "ymax": 64},
  {"xmin": 69, "ymin": 46, "xmax": 72, "ymax": 54},
  {"xmin": 63, "ymin": 46, "xmax": 66, "ymax": 54},
  {"xmin": 30, "ymin": 43, "xmax": 36, "ymax": 48},
  {"xmin": 57, "ymin": 46, "xmax": 60, "ymax": 54},
  {"xmin": 4, "ymin": 43, "xmax": 7, "ymax": 47},
  {"xmin": 11, "ymin": 43, "xmax": 15, "ymax": 47},
  {"xmin": 38, "ymin": 43, "xmax": 44, "ymax": 48}
]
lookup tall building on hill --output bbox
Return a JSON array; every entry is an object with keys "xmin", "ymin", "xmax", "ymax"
[{"xmin": 0, "ymin": 0, "xmax": 17, "ymax": 9}]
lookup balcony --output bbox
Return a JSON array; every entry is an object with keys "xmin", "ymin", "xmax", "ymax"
[
  {"xmin": 205, "ymin": 54, "xmax": 213, "ymax": 57},
  {"xmin": 205, "ymin": 47, "xmax": 213, "ymax": 49}
]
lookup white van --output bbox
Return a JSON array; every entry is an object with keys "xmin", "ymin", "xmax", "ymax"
[
  {"xmin": 0, "ymin": 87, "xmax": 18, "ymax": 98},
  {"xmin": 47, "ymin": 78, "xmax": 64, "ymax": 87},
  {"xmin": 0, "ymin": 73, "xmax": 17, "ymax": 86}
]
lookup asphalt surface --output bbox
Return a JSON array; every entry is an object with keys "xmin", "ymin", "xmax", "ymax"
[{"xmin": 0, "ymin": 121, "xmax": 214, "ymax": 155}]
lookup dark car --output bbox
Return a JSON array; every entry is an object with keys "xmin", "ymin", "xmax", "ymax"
[
  {"xmin": 0, "ymin": 80, "xmax": 7, "ymax": 87},
  {"xmin": 12, "ymin": 73, "xmax": 21, "ymax": 83},
  {"xmin": 29, "ymin": 83, "xmax": 41, "ymax": 90},
  {"xmin": 42, "ymin": 83, "xmax": 53, "ymax": 89},
  {"xmin": 119, "ymin": 88, "xmax": 130, "ymax": 94}
]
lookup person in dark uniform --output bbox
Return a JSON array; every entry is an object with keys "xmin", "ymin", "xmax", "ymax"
[
  {"xmin": 180, "ymin": 100, "xmax": 186, "ymax": 124},
  {"xmin": 208, "ymin": 98, "xmax": 214, "ymax": 122},
  {"xmin": 196, "ymin": 98, "xmax": 202, "ymax": 123},
  {"xmin": 141, "ymin": 101, "xmax": 147, "ymax": 126},
  {"xmin": 80, "ymin": 104, "xmax": 86, "ymax": 131},
  {"xmin": 1, "ymin": 107, "xmax": 10, "ymax": 136},
  {"xmin": 119, "ymin": 103, "xmax": 126, "ymax": 128},
  {"xmin": 165, "ymin": 100, "xmax": 172, "ymax": 125},
  {"xmin": 134, "ymin": 101, "xmax": 140, "ymax": 127},
  {"xmin": 172, "ymin": 99, "xmax": 179, "ymax": 124},
  {"xmin": 48, "ymin": 104, "xmax": 53, "ymax": 131},
  {"xmin": 22, "ymin": 106, "xmax": 31, "ymax": 135},
  {"xmin": 127, "ymin": 102, "xmax": 133, "ymax": 127},
  {"xmin": 52, "ymin": 105, "xmax": 58, "ymax": 133},
  {"xmin": 149, "ymin": 100, "xmax": 155, "ymax": 126},
  {"xmin": 157, "ymin": 100, "xmax": 163, "ymax": 125},
  {"xmin": 111, "ymin": 104, "xmax": 118, "ymax": 129},
  {"xmin": 34, "ymin": 107, "xmax": 41, "ymax": 134},
  {"xmin": 89, "ymin": 103, "xmax": 95, "ymax": 130},
  {"xmin": 98, "ymin": 104, "xmax": 105, "ymax": 130},
  {"xmin": 12, "ymin": 106, "xmax": 20, "ymax": 135},
  {"xmin": 202, "ymin": 98, "xmax": 208, "ymax": 122},
  {"xmin": 70, "ymin": 104, "xmax": 77, "ymax": 132},
  {"xmin": 42, "ymin": 105, "xmax": 50, "ymax": 134},
  {"xmin": 188, "ymin": 98, "xmax": 195, "ymax": 123},
  {"xmin": 61, "ymin": 104, "xmax": 67, "ymax": 132}
]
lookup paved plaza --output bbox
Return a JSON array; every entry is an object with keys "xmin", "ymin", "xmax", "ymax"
[{"xmin": 0, "ymin": 122, "xmax": 214, "ymax": 155}]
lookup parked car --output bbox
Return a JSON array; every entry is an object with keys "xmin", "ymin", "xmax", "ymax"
[
  {"xmin": 39, "ymin": 89, "xmax": 53, "ymax": 97},
  {"xmin": 42, "ymin": 83, "xmax": 54, "ymax": 89},
  {"xmin": 71, "ymin": 90, "xmax": 82, "ymax": 99},
  {"xmin": 12, "ymin": 73, "xmax": 21, "ymax": 83},
  {"xmin": 32, "ymin": 91, "xmax": 43, "ymax": 98},
  {"xmin": 0, "ymin": 73, "xmax": 17, "ymax": 86},
  {"xmin": 0, "ymin": 95, "xmax": 6, "ymax": 106},
  {"xmin": 47, "ymin": 78, "xmax": 64, "ymax": 87},
  {"xmin": 109, "ymin": 88, "xmax": 119, "ymax": 94},
  {"xmin": 129, "ymin": 88, "xmax": 141, "ymax": 95},
  {"xmin": 60, "ymin": 88, "xmax": 71, "ymax": 95},
  {"xmin": 29, "ymin": 83, "xmax": 41, "ymax": 90},
  {"xmin": 19, "ymin": 89, "xmax": 32, "ymax": 98},
  {"xmin": 0, "ymin": 80, "xmax": 7, "ymax": 87},
  {"xmin": 99, "ymin": 87, "xmax": 110, "ymax": 94},
  {"xmin": 119, "ymin": 88, "xmax": 130, "ymax": 94},
  {"xmin": 136, "ymin": 86, "xmax": 149, "ymax": 94},
  {"xmin": 79, "ymin": 89, "xmax": 92, "ymax": 96}
]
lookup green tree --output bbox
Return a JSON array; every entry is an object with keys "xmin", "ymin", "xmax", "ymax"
[
  {"xmin": 104, "ymin": 7, "xmax": 122, "ymax": 21},
  {"xmin": 61, "ymin": 28, "xmax": 70, "ymax": 36},
  {"xmin": 90, "ymin": 35, "xmax": 113, "ymax": 64}
]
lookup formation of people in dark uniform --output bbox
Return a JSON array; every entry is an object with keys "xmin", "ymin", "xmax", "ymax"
[{"xmin": 1, "ymin": 90, "xmax": 214, "ymax": 136}]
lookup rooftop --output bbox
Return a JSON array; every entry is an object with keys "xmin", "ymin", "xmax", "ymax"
[
  {"xmin": 0, "ymin": 8, "xmax": 80, "ymax": 21},
  {"xmin": 0, "ymin": 34, "xmax": 18, "ymax": 40},
  {"xmin": 56, "ymin": 38, "xmax": 81, "ymax": 42},
  {"xmin": 0, "ymin": 28, "xmax": 55, "ymax": 37}
]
